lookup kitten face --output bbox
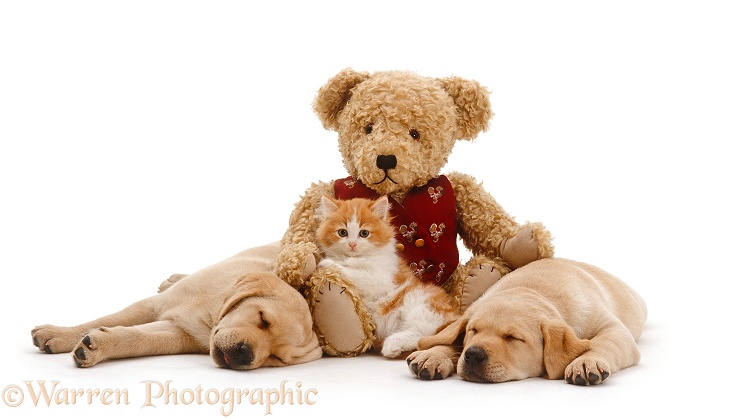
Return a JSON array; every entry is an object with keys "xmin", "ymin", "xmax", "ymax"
[{"xmin": 316, "ymin": 196, "xmax": 393, "ymax": 259}]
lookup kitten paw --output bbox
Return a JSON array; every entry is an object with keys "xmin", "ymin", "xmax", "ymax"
[{"xmin": 381, "ymin": 332, "xmax": 419, "ymax": 358}]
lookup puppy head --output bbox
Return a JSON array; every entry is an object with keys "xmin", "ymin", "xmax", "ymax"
[
  {"xmin": 418, "ymin": 290, "xmax": 590, "ymax": 382},
  {"xmin": 210, "ymin": 272, "xmax": 322, "ymax": 370}
]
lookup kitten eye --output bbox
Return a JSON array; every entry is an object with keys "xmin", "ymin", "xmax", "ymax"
[
  {"xmin": 365, "ymin": 124, "xmax": 373, "ymax": 134},
  {"xmin": 337, "ymin": 229, "xmax": 348, "ymax": 238},
  {"xmin": 409, "ymin": 129, "xmax": 420, "ymax": 140},
  {"xmin": 359, "ymin": 230, "xmax": 370, "ymax": 238}
]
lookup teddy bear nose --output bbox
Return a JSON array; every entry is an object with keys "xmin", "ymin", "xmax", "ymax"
[{"xmin": 376, "ymin": 155, "xmax": 397, "ymax": 171}]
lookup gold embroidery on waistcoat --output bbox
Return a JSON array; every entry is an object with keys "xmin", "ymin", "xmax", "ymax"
[
  {"xmin": 410, "ymin": 260, "xmax": 428, "ymax": 280},
  {"xmin": 435, "ymin": 263, "xmax": 446, "ymax": 282},
  {"xmin": 399, "ymin": 222, "xmax": 418, "ymax": 242},
  {"xmin": 429, "ymin": 223, "xmax": 445, "ymax": 242},
  {"xmin": 427, "ymin": 186, "xmax": 444, "ymax": 203}
]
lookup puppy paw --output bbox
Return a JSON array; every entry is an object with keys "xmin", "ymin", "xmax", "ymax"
[
  {"xmin": 564, "ymin": 355, "xmax": 611, "ymax": 386},
  {"xmin": 72, "ymin": 329, "xmax": 107, "ymax": 368},
  {"xmin": 406, "ymin": 348, "xmax": 455, "ymax": 380},
  {"xmin": 158, "ymin": 273, "xmax": 187, "ymax": 293},
  {"xmin": 31, "ymin": 325, "xmax": 82, "ymax": 354}
]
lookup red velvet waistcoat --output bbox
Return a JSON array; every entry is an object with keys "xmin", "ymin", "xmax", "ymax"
[{"xmin": 334, "ymin": 175, "xmax": 459, "ymax": 286}]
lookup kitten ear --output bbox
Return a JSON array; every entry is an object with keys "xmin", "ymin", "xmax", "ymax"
[
  {"xmin": 370, "ymin": 196, "xmax": 391, "ymax": 221},
  {"xmin": 318, "ymin": 196, "xmax": 340, "ymax": 220}
]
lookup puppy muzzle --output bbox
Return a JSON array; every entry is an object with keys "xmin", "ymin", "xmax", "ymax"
[
  {"xmin": 213, "ymin": 341, "xmax": 255, "ymax": 369},
  {"xmin": 463, "ymin": 346, "xmax": 487, "ymax": 367}
]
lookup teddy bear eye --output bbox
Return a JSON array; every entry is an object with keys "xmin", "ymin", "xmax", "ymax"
[
  {"xmin": 409, "ymin": 129, "xmax": 420, "ymax": 140},
  {"xmin": 365, "ymin": 124, "xmax": 373, "ymax": 134}
]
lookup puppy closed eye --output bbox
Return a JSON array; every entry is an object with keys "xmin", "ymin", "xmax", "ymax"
[
  {"xmin": 502, "ymin": 334, "xmax": 525, "ymax": 343},
  {"xmin": 258, "ymin": 311, "xmax": 271, "ymax": 330}
]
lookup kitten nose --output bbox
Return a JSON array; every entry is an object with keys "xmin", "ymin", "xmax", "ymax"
[
  {"xmin": 349, "ymin": 242, "xmax": 357, "ymax": 250},
  {"xmin": 376, "ymin": 155, "xmax": 397, "ymax": 171}
]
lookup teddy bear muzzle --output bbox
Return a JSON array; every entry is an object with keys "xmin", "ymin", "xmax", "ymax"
[{"xmin": 375, "ymin": 154, "xmax": 398, "ymax": 184}]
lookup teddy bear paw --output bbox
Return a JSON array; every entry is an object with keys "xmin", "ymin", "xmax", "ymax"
[
  {"xmin": 276, "ymin": 242, "xmax": 319, "ymax": 288},
  {"xmin": 311, "ymin": 280, "xmax": 372, "ymax": 356},
  {"xmin": 459, "ymin": 263, "xmax": 503, "ymax": 312},
  {"xmin": 499, "ymin": 227, "xmax": 541, "ymax": 269}
]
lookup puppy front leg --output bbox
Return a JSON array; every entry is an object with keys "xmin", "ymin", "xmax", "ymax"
[
  {"xmin": 72, "ymin": 320, "xmax": 204, "ymax": 367},
  {"xmin": 565, "ymin": 324, "xmax": 641, "ymax": 386},
  {"xmin": 32, "ymin": 297, "xmax": 159, "ymax": 354},
  {"xmin": 406, "ymin": 345, "xmax": 460, "ymax": 380}
]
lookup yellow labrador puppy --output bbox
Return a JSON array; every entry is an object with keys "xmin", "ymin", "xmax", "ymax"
[
  {"xmin": 32, "ymin": 243, "xmax": 322, "ymax": 369},
  {"xmin": 407, "ymin": 258, "xmax": 646, "ymax": 385}
]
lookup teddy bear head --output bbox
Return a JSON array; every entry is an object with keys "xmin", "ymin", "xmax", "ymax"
[{"xmin": 313, "ymin": 68, "xmax": 493, "ymax": 197}]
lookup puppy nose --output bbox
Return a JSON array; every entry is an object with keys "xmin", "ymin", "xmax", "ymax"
[
  {"xmin": 464, "ymin": 346, "xmax": 487, "ymax": 366},
  {"xmin": 376, "ymin": 155, "xmax": 397, "ymax": 170},
  {"xmin": 228, "ymin": 342, "xmax": 254, "ymax": 366}
]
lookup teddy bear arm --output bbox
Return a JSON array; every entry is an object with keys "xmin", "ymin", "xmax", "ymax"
[
  {"xmin": 274, "ymin": 181, "xmax": 335, "ymax": 288},
  {"xmin": 447, "ymin": 172, "xmax": 553, "ymax": 270},
  {"xmin": 448, "ymin": 172, "xmax": 519, "ymax": 257}
]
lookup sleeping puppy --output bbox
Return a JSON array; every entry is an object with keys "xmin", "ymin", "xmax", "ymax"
[
  {"xmin": 32, "ymin": 243, "xmax": 322, "ymax": 369},
  {"xmin": 407, "ymin": 258, "xmax": 646, "ymax": 385}
]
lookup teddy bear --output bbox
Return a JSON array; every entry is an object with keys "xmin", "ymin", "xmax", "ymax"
[{"xmin": 274, "ymin": 68, "xmax": 554, "ymax": 357}]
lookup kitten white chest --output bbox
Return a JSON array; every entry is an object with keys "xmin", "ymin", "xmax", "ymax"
[{"xmin": 320, "ymin": 252, "xmax": 398, "ymax": 303}]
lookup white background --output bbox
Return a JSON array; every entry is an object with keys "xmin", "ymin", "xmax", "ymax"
[{"xmin": 1, "ymin": 1, "xmax": 730, "ymax": 417}]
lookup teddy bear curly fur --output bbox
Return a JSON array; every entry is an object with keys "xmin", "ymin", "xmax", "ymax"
[{"xmin": 274, "ymin": 68, "xmax": 554, "ymax": 357}]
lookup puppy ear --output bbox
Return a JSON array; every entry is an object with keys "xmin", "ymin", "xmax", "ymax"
[
  {"xmin": 541, "ymin": 321, "xmax": 591, "ymax": 379},
  {"xmin": 417, "ymin": 314, "xmax": 468, "ymax": 349},
  {"xmin": 313, "ymin": 68, "xmax": 370, "ymax": 131},
  {"xmin": 438, "ymin": 76, "xmax": 493, "ymax": 141},
  {"xmin": 215, "ymin": 274, "xmax": 272, "ymax": 324}
]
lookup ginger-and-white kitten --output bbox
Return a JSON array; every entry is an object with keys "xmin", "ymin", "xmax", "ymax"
[{"xmin": 316, "ymin": 195, "xmax": 457, "ymax": 358}]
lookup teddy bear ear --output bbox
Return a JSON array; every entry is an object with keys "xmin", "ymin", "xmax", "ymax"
[
  {"xmin": 438, "ymin": 76, "xmax": 494, "ymax": 140},
  {"xmin": 313, "ymin": 68, "xmax": 370, "ymax": 130}
]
